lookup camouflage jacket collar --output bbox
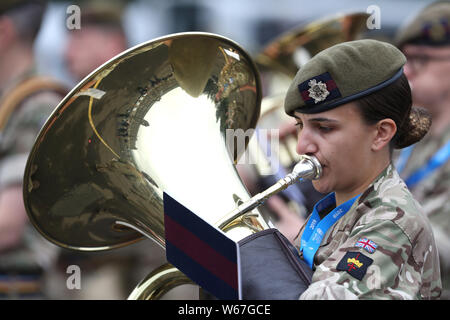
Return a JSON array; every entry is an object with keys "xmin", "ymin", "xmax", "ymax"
[{"xmin": 357, "ymin": 163, "xmax": 397, "ymax": 205}]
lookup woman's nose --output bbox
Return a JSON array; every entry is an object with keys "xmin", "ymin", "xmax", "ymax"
[{"xmin": 296, "ymin": 129, "xmax": 318, "ymax": 155}]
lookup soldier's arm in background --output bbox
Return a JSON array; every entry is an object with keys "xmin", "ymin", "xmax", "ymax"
[
  {"xmin": 299, "ymin": 219, "xmax": 439, "ymax": 300},
  {"xmin": 418, "ymin": 165, "xmax": 450, "ymax": 273},
  {"xmin": 414, "ymin": 163, "xmax": 450, "ymax": 297},
  {"xmin": 0, "ymin": 91, "xmax": 61, "ymax": 252}
]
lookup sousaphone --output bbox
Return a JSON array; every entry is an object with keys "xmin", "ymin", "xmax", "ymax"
[{"xmin": 23, "ymin": 32, "xmax": 321, "ymax": 299}]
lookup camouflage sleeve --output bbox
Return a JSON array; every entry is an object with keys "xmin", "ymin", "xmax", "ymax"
[
  {"xmin": 299, "ymin": 219, "xmax": 424, "ymax": 300},
  {"xmin": 0, "ymin": 91, "xmax": 61, "ymax": 189}
]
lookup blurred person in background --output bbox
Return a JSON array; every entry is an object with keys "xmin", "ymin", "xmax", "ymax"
[
  {"xmin": 0, "ymin": 0, "xmax": 67, "ymax": 299},
  {"xmin": 395, "ymin": 0, "xmax": 450, "ymax": 299},
  {"xmin": 64, "ymin": 0, "xmax": 128, "ymax": 83}
]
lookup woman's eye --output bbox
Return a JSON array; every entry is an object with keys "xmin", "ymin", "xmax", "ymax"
[
  {"xmin": 295, "ymin": 122, "xmax": 303, "ymax": 129},
  {"xmin": 318, "ymin": 126, "xmax": 332, "ymax": 133}
]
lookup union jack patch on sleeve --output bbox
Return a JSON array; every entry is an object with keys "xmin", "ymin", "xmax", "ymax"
[{"xmin": 355, "ymin": 238, "xmax": 377, "ymax": 254}]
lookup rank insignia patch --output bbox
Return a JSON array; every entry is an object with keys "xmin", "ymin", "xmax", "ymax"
[
  {"xmin": 355, "ymin": 237, "xmax": 377, "ymax": 254},
  {"xmin": 337, "ymin": 252, "xmax": 373, "ymax": 281}
]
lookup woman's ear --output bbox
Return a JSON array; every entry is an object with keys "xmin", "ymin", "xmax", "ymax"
[{"xmin": 371, "ymin": 119, "xmax": 397, "ymax": 151}]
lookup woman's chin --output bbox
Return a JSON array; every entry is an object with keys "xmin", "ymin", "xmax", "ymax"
[{"xmin": 312, "ymin": 178, "xmax": 332, "ymax": 195}]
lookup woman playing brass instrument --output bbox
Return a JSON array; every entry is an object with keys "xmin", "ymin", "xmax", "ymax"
[{"xmin": 283, "ymin": 39, "xmax": 441, "ymax": 299}]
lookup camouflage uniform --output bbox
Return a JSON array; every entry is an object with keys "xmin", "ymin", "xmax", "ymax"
[
  {"xmin": 293, "ymin": 164, "xmax": 442, "ymax": 299},
  {"xmin": 396, "ymin": 126, "xmax": 450, "ymax": 299},
  {"xmin": 0, "ymin": 70, "xmax": 65, "ymax": 298}
]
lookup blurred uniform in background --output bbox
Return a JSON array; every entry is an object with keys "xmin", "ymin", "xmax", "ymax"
[
  {"xmin": 0, "ymin": 0, "xmax": 67, "ymax": 299},
  {"xmin": 56, "ymin": 0, "xmax": 196, "ymax": 300},
  {"xmin": 395, "ymin": 0, "xmax": 450, "ymax": 299}
]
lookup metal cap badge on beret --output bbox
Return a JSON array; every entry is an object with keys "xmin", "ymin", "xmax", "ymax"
[
  {"xmin": 395, "ymin": 1, "xmax": 450, "ymax": 48},
  {"xmin": 284, "ymin": 39, "xmax": 406, "ymax": 116}
]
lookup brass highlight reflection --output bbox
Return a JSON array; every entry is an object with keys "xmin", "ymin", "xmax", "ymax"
[{"xmin": 87, "ymin": 78, "xmax": 120, "ymax": 158}]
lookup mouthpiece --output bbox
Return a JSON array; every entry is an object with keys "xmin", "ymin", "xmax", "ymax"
[{"xmin": 291, "ymin": 155, "xmax": 322, "ymax": 181}]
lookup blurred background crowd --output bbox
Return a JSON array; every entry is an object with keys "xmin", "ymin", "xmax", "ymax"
[
  {"xmin": 37, "ymin": 0, "xmax": 433, "ymax": 87},
  {"xmin": 1, "ymin": 0, "xmax": 448, "ymax": 300}
]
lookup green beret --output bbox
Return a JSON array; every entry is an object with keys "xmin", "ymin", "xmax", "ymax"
[
  {"xmin": 284, "ymin": 39, "xmax": 406, "ymax": 116},
  {"xmin": 395, "ymin": 1, "xmax": 450, "ymax": 48},
  {"xmin": 0, "ymin": 0, "xmax": 45, "ymax": 14}
]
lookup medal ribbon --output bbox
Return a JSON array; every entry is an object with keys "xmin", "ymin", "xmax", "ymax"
[
  {"xmin": 300, "ymin": 193, "xmax": 360, "ymax": 269},
  {"xmin": 397, "ymin": 140, "xmax": 450, "ymax": 189}
]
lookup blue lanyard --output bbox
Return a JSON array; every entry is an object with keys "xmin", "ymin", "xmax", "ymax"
[
  {"xmin": 395, "ymin": 145, "xmax": 414, "ymax": 174},
  {"xmin": 300, "ymin": 193, "xmax": 360, "ymax": 269},
  {"xmin": 397, "ymin": 140, "xmax": 450, "ymax": 189}
]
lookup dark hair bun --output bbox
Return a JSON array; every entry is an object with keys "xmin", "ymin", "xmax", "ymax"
[{"xmin": 394, "ymin": 106, "xmax": 432, "ymax": 149}]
